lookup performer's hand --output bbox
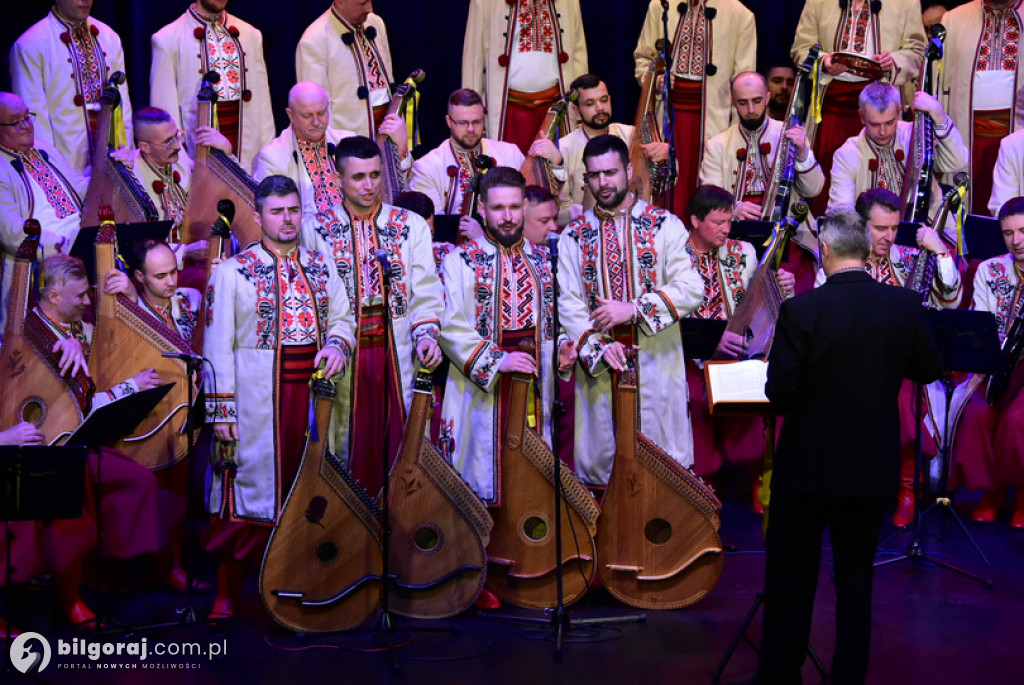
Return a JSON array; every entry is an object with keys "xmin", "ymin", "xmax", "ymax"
[
  {"xmin": 499, "ymin": 351, "xmax": 537, "ymax": 374},
  {"xmin": 785, "ymin": 126, "xmax": 810, "ymax": 162},
  {"xmin": 735, "ymin": 201, "xmax": 762, "ymax": 221},
  {"xmin": 715, "ymin": 331, "xmax": 748, "ymax": 360},
  {"xmin": 458, "ymin": 215, "xmax": 484, "ymax": 242},
  {"xmin": 211, "ymin": 256, "xmax": 224, "ymax": 269},
  {"xmin": 558, "ymin": 340, "xmax": 577, "ymax": 373},
  {"xmin": 916, "ymin": 225, "xmax": 948, "ymax": 254},
  {"xmin": 378, "ymin": 114, "xmax": 410, "ymax": 159},
  {"xmin": 103, "ymin": 268, "xmax": 134, "ymax": 296},
  {"xmin": 110, "ymin": 147, "xmax": 135, "ymax": 167},
  {"xmin": 184, "ymin": 239, "xmax": 209, "ymax": 261},
  {"xmin": 655, "ymin": 74, "xmax": 667, "ymax": 93},
  {"xmin": 315, "ymin": 346, "xmax": 348, "ymax": 378},
  {"xmin": 776, "ymin": 268, "xmax": 796, "ymax": 298},
  {"xmin": 528, "ymin": 138, "xmax": 563, "ymax": 165},
  {"xmin": 52, "ymin": 337, "xmax": 90, "ymax": 378},
  {"xmin": 416, "ymin": 337, "xmax": 443, "ymax": 370},
  {"xmin": 602, "ymin": 341, "xmax": 639, "ymax": 372},
  {"xmin": 196, "ymin": 126, "xmax": 233, "ymax": 154},
  {"xmin": 912, "ymin": 91, "xmax": 946, "ymax": 124},
  {"xmin": 133, "ymin": 367, "xmax": 162, "ymax": 390},
  {"xmin": 590, "ymin": 297, "xmax": 635, "ymax": 333},
  {"xmin": 214, "ymin": 422, "xmax": 239, "ymax": 442},
  {"xmin": 873, "ymin": 51, "xmax": 896, "ymax": 75},
  {"xmin": 822, "ymin": 52, "xmax": 848, "ymax": 77},
  {"xmin": 569, "ymin": 203, "xmax": 584, "ymax": 220},
  {"xmin": 642, "ymin": 142, "xmax": 670, "ymax": 164},
  {"xmin": 0, "ymin": 421, "xmax": 44, "ymax": 446}
]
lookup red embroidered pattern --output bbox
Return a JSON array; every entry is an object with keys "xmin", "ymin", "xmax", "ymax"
[
  {"xmin": 68, "ymin": 22, "xmax": 104, "ymax": 105},
  {"xmin": 23, "ymin": 149, "xmax": 78, "ymax": 219},
  {"xmin": 671, "ymin": 0, "xmax": 707, "ymax": 78},
  {"xmin": 516, "ymin": 0, "xmax": 555, "ymax": 54},
  {"xmin": 596, "ymin": 208, "xmax": 629, "ymax": 302},
  {"xmin": 500, "ymin": 247, "xmax": 536, "ymax": 330},
  {"xmin": 144, "ymin": 157, "xmax": 187, "ymax": 238},
  {"xmin": 977, "ymin": 4, "xmax": 1021, "ymax": 72},
  {"xmin": 866, "ymin": 255, "xmax": 899, "ymax": 286},
  {"xmin": 981, "ymin": 258, "xmax": 1019, "ymax": 334},
  {"xmin": 460, "ymin": 241, "xmax": 497, "ymax": 339},
  {"xmin": 450, "ymin": 144, "xmax": 478, "ymax": 213},
  {"xmin": 204, "ymin": 21, "xmax": 242, "ymax": 101},
  {"xmin": 297, "ymin": 137, "xmax": 343, "ymax": 213},
  {"xmin": 689, "ymin": 247, "xmax": 726, "ymax": 320},
  {"xmin": 739, "ymin": 125, "xmax": 770, "ymax": 197},
  {"xmin": 838, "ymin": 1, "xmax": 872, "ymax": 54},
  {"xmin": 278, "ymin": 251, "xmax": 319, "ymax": 345},
  {"xmin": 867, "ymin": 139, "xmax": 904, "ymax": 194}
]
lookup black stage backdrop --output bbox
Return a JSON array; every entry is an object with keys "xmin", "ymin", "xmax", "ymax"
[{"xmin": 1, "ymin": 1, "xmax": 808, "ymax": 155}]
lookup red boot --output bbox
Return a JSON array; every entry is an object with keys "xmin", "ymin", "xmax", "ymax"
[
  {"xmin": 58, "ymin": 562, "xmax": 96, "ymax": 628},
  {"xmin": 892, "ymin": 477, "xmax": 916, "ymax": 528},
  {"xmin": 1011, "ymin": 496, "xmax": 1024, "ymax": 530},
  {"xmin": 209, "ymin": 560, "xmax": 244, "ymax": 621},
  {"xmin": 971, "ymin": 491, "xmax": 1000, "ymax": 523},
  {"xmin": 474, "ymin": 588, "xmax": 501, "ymax": 610}
]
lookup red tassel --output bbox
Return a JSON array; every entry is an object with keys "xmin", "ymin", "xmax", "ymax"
[
  {"xmin": 172, "ymin": 171, "xmax": 181, "ymax": 183},
  {"xmin": 73, "ymin": 94, "xmax": 84, "ymax": 107},
  {"xmin": 194, "ymin": 26, "xmax": 205, "ymax": 39},
  {"xmin": 559, "ymin": 51, "xmax": 569, "ymax": 64},
  {"xmin": 759, "ymin": 142, "xmax": 772, "ymax": 155},
  {"xmin": 228, "ymin": 25, "xmax": 240, "ymax": 37},
  {"xmin": 60, "ymin": 32, "xmax": 71, "ymax": 44},
  {"xmin": 446, "ymin": 165, "xmax": 458, "ymax": 178},
  {"xmin": 736, "ymin": 148, "xmax": 748, "ymax": 161},
  {"xmin": 242, "ymin": 89, "xmax": 252, "ymax": 102},
  {"xmin": 89, "ymin": 24, "xmax": 99, "ymax": 36},
  {"xmin": 152, "ymin": 179, "xmax": 165, "ymax": 194},
  {"xmin": 497, "ymin": 54, "xmax": 509, "ymax": 68},
  {"xmin": 894, "ymin": 149, "xmax": 905, "ymax": 162},
  {"xmin": 868, "ymin": 158, "xmax": 879, "ymax": 172}
]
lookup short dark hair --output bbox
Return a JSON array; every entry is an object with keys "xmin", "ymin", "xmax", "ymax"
[
  {"xmin": 332, "ymin": 135, "xmax": 381, "ymax": 173},
  {"xmin": 478, "ymin": 167, "xmax": 526, "ymax": 202},
  {"xmin": 689, "ymin": 184, "xmax": 735, "ymax": 222},
  {"xmin": 134, "ymin": 106, "xmax": 173, "ymax": 130},
  {"xmin": 394, "ymin": 191, "xmax": 435, "ymax": 220},
  {"xmin": 255, "ymin": 175, "xmax": 299, "ymax": 214},
  {"xmin": 569, "ymin": 73, "xmax": 603, "ymax": 93},
  {"xmin": 525, "ymin": 185, "xmax": 556, "ymax": 206},
  {"xmin": 998, "ymin": 196, "xmax": 1024, "ymax": 223},
  {"xmin": 582, "ymin": 133, "xmax": 629, "ymax": 171},
  {"xmin": 130, "ymin": 239, "xmax": 174, "ymax": 274},
  {"xmin": 448, "ymin": 88, "xmax": 484, "ymax": 111},
  {"xmin": 855, "ymin": 188, "xmax": 901, "ymax": 222}
]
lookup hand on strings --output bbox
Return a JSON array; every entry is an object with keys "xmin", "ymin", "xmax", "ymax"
[
  {"xmin": 642, "ymin": 142, "xmax": 670, "ymax": 164},
  {"xmin": 52, "ymin": 337, "xmax": 90, "ymax": 378},
  {"xmin": 873, "ymin": 51, "xmax": 896, "ymax": 75},
  {"xmin": 558, "ymin": 340, "xmax": 578, "ymax": 373},
  {"xmin": 776, "ymin": 268, "xmax": 796, "ymax": 298},
  {"xmin": 590, "ymin": 297, "xmax": 635, "ymax": 333},
  {"xmin": 103, "ymin": 268, "xmax": 135, "ymax": 297},
  {"xmin": 912, "ymin": 91, "xmax": 946, "ymax": 124},
  {"xmin": 196, "ymin": 126, "xmax": 233, "ymax": 153},
  {"xmin": 734, "ymin": 201, "xmax": 762, "ymax": 221},
  {"xmin": 214, "ymin": 422, "xmax": 239, "ymax": 442},
  {"xmin": 184, "ymin": 239, "xmax": 209, "ymax": 261},
  {"xmin": 822, "ymin": 53, "xmax": 848, "ymax": 77},
  {"xmin": 784, "ymin": 126, "xmax": 810, "ymax": 162},
  {"xmin": 416, "ymin": 337, "xmax": 443, "ymax": 370},
  {"xmin": 133, "ymin": 367, "xmax": 162, "ymax": 390},
  {"xmin": 110, "ymin": 147, "xmax": 135, "ymax": 167},
  {"xmin": 0, "ymin": 421, "xmax": 44, "ymax": 446},
  {"xmin": 378, "ymin": 114, "xmax": 410, "ymax": 159},
  {"xmin": 602, "ymin": 341, "xmax": 638, "ymax": 372},
  {"xmin": 528, "ymin": 138, "xmax": 563, "ymax": 165},
  {"xmin": 499, "ymin": 351, "xmax": 537, "ymax": 374},
  {"xmin": 715, "ymin": 331, "xmax": 748, "ymax": 360},
  {"xmin": 458, "ymin": 215, "xmax": 484, "ymax": 242},
  {"xmin": 916, "ymin": 225, "xmax": 949, "ymax": 255},
  {"xmin": 314, "ymin": 346, "xmax": 348, "ymax": 378}
]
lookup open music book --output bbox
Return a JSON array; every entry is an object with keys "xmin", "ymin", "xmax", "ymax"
[{"xmin": 704, "ymin": 360, "xmax": 770, "ymax": 415}]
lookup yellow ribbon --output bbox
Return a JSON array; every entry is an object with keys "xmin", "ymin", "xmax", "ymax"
[
  {"xmin": 111, "ymin": 101, "xmax": 127, "ymax": 150},
  {"xmin": 955, "ymin": 183, "xmax": 968, "ymax": 258},
  {"xmin": 400, "ymin": 77, "xmax": 421, "ymax": 149},
  {"xmin": 811, "ymin": 56, "xmax": 824, "ymax": 125},
  {"xmin": 212, "ymin": 102, "xmax": 220, "ymax": 132}
]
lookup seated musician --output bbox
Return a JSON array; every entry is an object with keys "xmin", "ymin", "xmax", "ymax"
[
  {"xmin": 254, "ymin": 81, "xmax": 410, "ymax": 221},
  {"xmin": 989, "ymin": 129, "xmax": 1024, "ymax": 217},
  {"xmin": 523, "ymin": 185, "xmax": 560, "ymax": 246},
  {"xmin": 816, "ymin": 188, "xmax": 962, "ymax": 527},
  {"xmin": 765, "ymin": 64, "xmax": 795, "ymax": 122},
  {"xmin": 409, "ymin": 89, "xmax": 525, "ymax": 243},
  {"xmin": 203, "ymin": 175, "xmax": 354, "ymax": 619},
  {"xmin": 527, "ymin": 73, "xmax": 669, "ymax": 223},
  {"xmin": 950, "ymin": 197, "xmax": 1024, "ymax": 528},
  {"xmin": 684, "ymin": 185, "xmax": 794, "ymax": 501},
  {"xmin": 0, "ymin": 92, "xmax": 86, "ymax": 340}
]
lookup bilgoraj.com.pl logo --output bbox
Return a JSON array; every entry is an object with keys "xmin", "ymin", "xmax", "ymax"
[
  {"xmin": 10, "ymin": 632, "xmax": 52, "ymax": 674},
  {"xmin": 9, "ymin": 632, "xmax": 227, "ymax": 673}
]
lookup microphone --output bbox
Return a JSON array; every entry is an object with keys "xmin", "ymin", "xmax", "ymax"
[
  {"xmin": 373, "ymin": 249, "xmax": 392, "ymax": 282},
  {"xmin": 546, "ymin": 232, "xmax": 559, "ymax": 260},
  {"xmin": 162, "ymin": 352, "xmax": 204, "ymax": 362},
  {"xmin": 211, "ymin": 199, "xmax": 236, "ymax": 237}
]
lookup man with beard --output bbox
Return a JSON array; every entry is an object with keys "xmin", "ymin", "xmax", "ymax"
[
  {"xmin": 302, "ymin": 136, "xmax": 445, "ymax": 497},
  {"xmin": 766, "ymin": 65, "xmax": 796, "ymax": 122},
  {"xmin": 410, "ymin": 89, "xmax": 524, "ymax": 243},
  {"xmin": 558, "ymin": 134, "xmax": 703, "ymax": 487},
  {"xmin": 528, "ymin": 74, "xmax": 669, "ymax": 222},
  {"xmin": 438, "ymin": 166, "xmax": 575, "ymax": 505},
  {"xmin": 150, "ymin": 0, "xmax": 275, "ymax": 170}
]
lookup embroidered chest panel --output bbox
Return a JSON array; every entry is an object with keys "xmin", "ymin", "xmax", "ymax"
[
  {"xmin": 977, "ymin": 5, "xmax": 1021, "ymax": 72},
  {"xmin": 671, "ymin": 0, "xmax": 708, "ymax": 78},
  {"xmin": 457, "ymin": 243, "xmax": 554, "ymax": 342},
  {"xmin": 981, "ymin": 259, "xmax": 1020, "ymax": 334},
  {"xmin": 515, "ymin": 0, "xmax": 556, "ymax": 54}
]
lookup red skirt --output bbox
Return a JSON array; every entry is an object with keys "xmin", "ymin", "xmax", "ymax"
[
  {"xmin": 949, "ymin": 389, "xmax": 1000, "ymax": 492},
  {"xmin": 972, "ymin": 109, "xmax": 1011, "ymax": 215},
  {"xmin": 671, "ymin": 79, "xmax": 703, "ymax": 216},
  {"xmin": 215, "ymin": 101, "xmax": 240, "ymax": 159},
  {"xmin": 503, "ymin": 84, "xmax": 562, "ymax": 156},
  {"xmin": 810, "ymin": 80, "xmax": 867, "ymax": 217}
]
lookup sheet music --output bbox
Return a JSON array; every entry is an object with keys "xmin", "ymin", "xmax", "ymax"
[{"xmin": 706, "ymin": 360, "xmax": 769, "ymax": 404}]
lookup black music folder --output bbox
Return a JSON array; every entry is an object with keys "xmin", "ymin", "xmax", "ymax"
[
  {"xmin": 0, "ymin": 446, "xmax": 88, "ymax": 521},
  {"xmin": 682, "ymin": 318, "xmax": 729, "ymax": 361},
  {"xmin": 67, "ymin": 383, "xmax": 174, "ymax": 448}
]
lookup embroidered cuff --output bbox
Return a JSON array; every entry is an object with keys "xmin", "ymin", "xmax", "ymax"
[
  {"xmin": 636, "ymin": 291, "xmax": 679, "ymax": 335},
  {"xmin": 794, "ymin": 150, "xmax": 817, "ymax": 173},
  {"xmin": 577, "ymin": 329, "xmax": 612, "ymax": 376},
  {"xmin": 933, "ymin": 115, "xmax": 953, "ymax": 139},
  {"xmin": 206, "ymin": 394, "xmax": 237, "ymax": 423},
  {"xmin": 412, "ymin": 319, "xmax": 441, "ymax": 343},
  {"xmin": 466, "ymin": 342, "xmax": 505, "ymax": 391},
  {"xmin": 325, "ymin": 335, "xmax": 353, "ymax": 365}
]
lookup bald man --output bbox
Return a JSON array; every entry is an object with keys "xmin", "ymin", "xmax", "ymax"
[{"xmin": 254, "ymin": 81, "xmax": 410, "ymax": 220}]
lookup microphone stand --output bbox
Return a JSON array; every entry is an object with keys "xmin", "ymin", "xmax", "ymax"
[
  {"xmin": 374, "ymin": 252, "xmax": 396, "ymax": 643},
  {"xmin": 660, "ymin": 0, "xmax": 677, "ymax": 214}
]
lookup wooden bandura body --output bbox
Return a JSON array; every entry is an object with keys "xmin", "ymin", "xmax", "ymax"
[
  {"xmin": 456, "ymin": 154, "xmax": 494, "ymax": 246},
  {"xmin": 260, "ymin": 376, "xmax": 382, "ymax": 633},
  {"xmin": 485, "ymin": 359, "xmax": 600, "ymax": 609},
  {"xmin": 0, "ymin": 221, "xmax": 90, "ymax": 444},
  {"xmin": 181, "ymin": 74, "xmax": 260, "ymax": 249},
  {"xmin": 521, "ymin": 92, "xmax": 576, "ymax": 194},
  {"xmin": 628, "ymin": 52, "xmax": 669, "ymax": 206},
  {"xmin": 597, "ymin": 353, "xmax": 723, "ymax": 610},
  {"xmin": 191, "ymin": 199, "xmax": 235, "ymax": 354},
  {"xmin": 386, "ymin": 368, "xmax": 493, "ymax": 618},
  {"xmin": 378, "ymin": 70, "xmax": 424, "ymax": 205},
  {"xmin": 88, "ymin": 214, "xmax": 196, "ymax": 469},
  {"xmin": 900, "ymin": 25, "xmax": 945, "ymax": 223},
  {"xmin": 80, "ymin": 72, "xmax": 159, "ymax": 227}
]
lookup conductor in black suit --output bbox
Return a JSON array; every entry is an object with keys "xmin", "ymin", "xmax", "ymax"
[{"xmin": 756, "ymin": 207, "xmax": 943, "ymax": 685}]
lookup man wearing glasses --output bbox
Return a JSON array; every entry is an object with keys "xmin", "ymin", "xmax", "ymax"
[
  {"xmin": 409, "ymin": 89, "xmax": 525, "ymax": 243},
  {"xmin": 0, "ymin": 92, "xmax": 86, "ymax": 341}
]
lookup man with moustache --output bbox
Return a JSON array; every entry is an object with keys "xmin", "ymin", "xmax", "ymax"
[
  {"xmin": 150, "ymin": 0, "xmax": 274, "ymax": 171},
  {"xmin": 438, "ymin": 166, "xmax": 575, "ymax": 504},
  {"xmin": 254, "ymin": 81, "xmax": 409, "ymax": 220},
  {"xmin": 410, "ymin": 89, "xmax": 524, "ymax": 243},
  {"xmin": 766, "ymin": 65, "xmax": 796, "ymax": 122},
  {"xmin": 297, "ymin": 0, "xmax": 394, "ymax": 137},
  {"xmin": 302, "ymin": 136, "xmax": 445, "ymax": 496},
  {"xmin": 10, "ymin": 0, "xmax": 134, "ymax": 178},
  {"xmin": 558, "ymin": 134, "xmax": 703, "ymax": 487}
]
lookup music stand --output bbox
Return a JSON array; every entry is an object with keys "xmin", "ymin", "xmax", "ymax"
[
  {"xmin": 875, "ymin": 309, "xmax": 1001, "ymax": 587},
  {"xmin": 962, "ymin": 214, "xmax": 1003, "ymax": 262},
  {"xmin": 730, "ymin": 220, "xmax": 784, "ymax": 261},
  {"xmin": 2, "ymin": 445, "xmax": 88, "ymax": 668},
  {"xmin": 433, "ymin": 215, "xmax": 460, "ymax": 246},
  {"xmin": 681, "ymin": 319, "xmax": 728, "ymax": 361}
]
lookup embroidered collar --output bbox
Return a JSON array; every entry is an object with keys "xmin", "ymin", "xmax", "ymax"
[
  {"xmin": 52, "ymin": 7, "xmax": 89, "ymax": 29},
  {"xmin": 263, "ymin": 241, "xmax": 300, "ymax": 260},
  {"xmin": 344, "ymin": 201, "xmax": 382, "ymax": 223},
  {"xmin": 594, "ymin": 194, "xmax": 637, "ymax": 221},
  {"xmin": 140, "ymin": 292, "xmax": 174, "ymax": 322},
  {"xmin": 0, "ymin": 143, "xmax": 29, "ymax": 159},
  {"xmin": 189, "ymin": 3, "xmax": 225, "ymax": 25}
]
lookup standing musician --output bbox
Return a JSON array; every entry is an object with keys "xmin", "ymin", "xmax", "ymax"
[
  {"xmin": 791, "ymin": 0, "xmax": 925, "ymax": 215},
  {"xmin": 150, "ymin": 0, "xmax": 275, "ymax": 171},
  {"xmin": 409, "ymin": 89, "xmax": 525, "ymax": 243},
  {"xmin": 816, "ymin": 188, "xmax": 961, "ymax": 527},
  {"xmin": 989, "ymin": 127, "xmax": 1024, "ymax": 216},
  {"xmin": 9, "ymin": 0, "xmax": 134, "ymax": 179},
  {"xmin": 461, "ymin": 0, "xmax": 588, "ymax": 155},
  {"xmin": 939, "ymin": 0, "xmax": 1024, "ymax": 215},
  {"xmin": 203, "ymin": 175, "xmax": 354, "ymax": 619},
  {"xmin": 766, "ymin": 64, "xmax": 796, "ymax": 122},
  {"xmin": 950, "ymin": 197, "xmax": 1024, "ymax": 528},
  {"xmin": 633, "ymin": 0, "xmax": 757, "ymax": 214},
  {"xmin": 296, "ymin": 0, "xmax": 394, "ymax": 137},
  {"xmin": 759, "ymin": 207, "xmax": 942, "ymax": 685},
  {"xmin": 827, "ymin": 82, "xmax": 969, "ymax": 216},
  {"xmin": 302, "ymin": 136, "xmax": 445, "ymax": 497},
  {"xmin": 558, "ymin": 134, "xmax": 703, "ymax": 487},
  {"xmin": 254, "ymin": 81, "xmax": 409, "ymax": 220},
  {"xmin": 0, "ymin": 92, "xmax": 85, "ymax": 340},
  {"xmin": 683, "ymin": 184, "xmax": 794, "ymax": 485}
]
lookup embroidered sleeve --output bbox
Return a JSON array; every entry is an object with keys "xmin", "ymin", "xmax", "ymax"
[
  {"xmin": 577, "ymin": 328, "xmax": 613, "ymax": 377},
  {"xmin": 635, "ymin": 213, "xmax": 703, "ymax": 336},
  {"xmin": 91, "ymin": 377, "xmax": 140, "ymax": 411},
  {"xmin": 932, "ymin": 253, "xmax": 962, "ymax": 308},
  {"xmin": 203, "ymin": 256, "xmax": 240, "ymax": 423},
  {"xmin": 406, "ymin": 215, "xmax": 445, "ymax": 344},
  {"xmin": 439, "ymin": 247, "xmax": 504, "ymax": 392}
]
